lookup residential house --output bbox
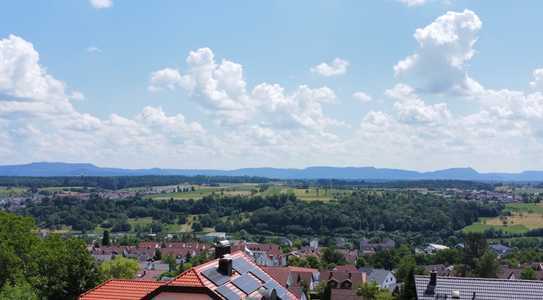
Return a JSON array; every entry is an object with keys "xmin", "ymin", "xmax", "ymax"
[
  {"xmin": 358, "ymin": 267, "xmax": 397, "ymax": 292},
  {"xmin": 233, "ymin": 241, "xmax": 287, "ymax": 267},
  {"xmin": 359, "ymin": 239, "xmax": 395, "ymax": 255},
  {"xmin": 416, "ymin": 272, "xmax": 543, "ymax": 299},
  {"xmin": 498, "ymin": 264, "xmax": 543, "ymax": 280},
  {"xmin": 489, "ymin": 244, "xmax": 512, "ymax": 257},
  {"xmin": 338, "ymin": 249, "xmax": 358, "ymax": 264},
  {"xmin": 81, "ymin": 245, "xmax": 298, "ymax": 299},
  {"xmin": 320, "ymin": 269, "xmax": 367, "ymax": 300},
  {"xmin": 262, "ymin": 266, "xmax": 319, "ymax": 300}
]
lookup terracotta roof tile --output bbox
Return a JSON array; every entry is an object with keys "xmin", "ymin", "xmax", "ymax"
[
  {"xmin": 168, "ymin": 268, "xmax": 205, "ymax": 287},
  {"xmin": 79, "ymin": 279, "xmax": 162, "ymax": 300}
]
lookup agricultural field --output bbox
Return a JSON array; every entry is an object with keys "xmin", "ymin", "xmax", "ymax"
[
  {"xmin": 463, "ymin": 202, "xmax": 543, "ymax": 234},
  {"xmin": 145, "ymin": 184, "xmax": 258, "ymax": 200},
  {"xmin": 0, "ymin": 186, "xmax": 28, "ymax": 197}
]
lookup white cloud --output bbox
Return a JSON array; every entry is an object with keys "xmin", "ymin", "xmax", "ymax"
[
  {"xmin": 149, "ymin": 48, "xmax": 342, "ymax": 132},
  {"xmin": 89, "ymin": 0, "xmax": 112, "ymax": 9},
  {"xmin": 398, "ymin": 0, "xmax": 427, "ymax": 7},
  {"xmin": 0, "ymin": 34, "xmax": 211, "ymax": 168},
  {"xmin": 386, "ymin": 83, "xmax": 450, "ymax": 124},
  {"xmin": 148, "ymin": 68, "xmax": 193, "ymax": 92},
  {"xmin": 394, "ymin": 9, "xmax": 483, "ymax": 95},
  {"xmin": 86, "ymin": 46, "xmax": 102, "ymax": 54},
  {"xmin": 0, "ymin": 35, "xmax": 344, "ymax": 168},
  {"xmin": 530, "ymin": 68, "xmax": 543, "ymax": 91},
  {"xmin": 352, "ymin": 91, "xmax": 372, "ymax": 103},
  {"xmin": 311, "ymin": 58, "xmax": 350, "ymax": 77}
]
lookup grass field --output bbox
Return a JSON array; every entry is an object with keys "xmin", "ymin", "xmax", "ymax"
[
  {"xmin": 463, "ymin": 203, "xmax": 543, "ymax": 234},
  {"xmin": 0, "ymin": 187, "xmax": 28, "ymax": 197},
  {"xmin": 146, "ymin": 184, "xmax": 257, "ymax": 200}
]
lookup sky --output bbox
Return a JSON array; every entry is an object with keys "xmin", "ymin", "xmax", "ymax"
[{"xmin": 1, "ymin": 0, "xmax": 543, "ymax": 172}]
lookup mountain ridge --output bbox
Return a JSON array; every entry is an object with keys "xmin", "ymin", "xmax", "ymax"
[{"xmin": 0, "ymin": 162, "xmax": 542, "ymax": 181}]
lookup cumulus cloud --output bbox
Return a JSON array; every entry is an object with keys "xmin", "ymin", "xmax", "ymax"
[
  {"xmin": 149, "ymin": 48, "xmax": 342, "ymax": 133},
  {"xmin": 0, "ymin": 34, "xmax": 343, "ymax": 168},
  {"xmin": 352, "ymin": 91, "xmax": 372, "ymax": 103},
  {"xmin": 89, "ymin": 0, "xmax": 112, "ymax": 9},
  {"xmin": 530, "ymin": 68, "xmax": 543, "ymax": 91},
  {"xmin": 311, "ymin": 58, "xmax": 350, "ymax": 77},
  {"xmin": 148, "ymin": 68, "xmax": 193, "ymax": 92},
  {"xmin": 394, "ymin": 9, "xmax": 483, "ymax": 95},
  {"xmin": 0, "ymin": 34, "xmax": 209, "ymax": 168},
  {"xmin": 386, "ymin": 83, "xmax": 450, "ymax": 124}
]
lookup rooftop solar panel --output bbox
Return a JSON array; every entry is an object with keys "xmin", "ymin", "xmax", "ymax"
[
  {"xmin": 201, "ymin": 267, "xmax": 230, "ymax": 286},
  {"xmin": 265, "ymin": 282, "xmax": 288, "ymax": 299},
  {"xmin": 232, "ymin": 257, "xmax": 254, "ymax": 274},
  {"xmin": 232, "ymin": 273, "xmax": 261, "ymax": 295},
  {"xmin": 215, "ymin": 285, "xmax": 241, "ymax": 300},
  {"xmin": 250, "ymin": 268, "xmax": 272, "ymax": 283}
]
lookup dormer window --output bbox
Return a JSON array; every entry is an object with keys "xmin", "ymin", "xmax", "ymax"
[{"xmin": 341, "ymin": 280, "xmax": 352, "ymax": 289}]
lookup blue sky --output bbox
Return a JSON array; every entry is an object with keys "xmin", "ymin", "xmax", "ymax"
[{"xmin": 1, "ymin": 1, "xmax": 543, "ymax": 171}]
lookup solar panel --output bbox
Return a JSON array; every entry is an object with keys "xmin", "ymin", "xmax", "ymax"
[
  {"xmin": 232, "ymin": 274, "xmax": 261, "ymax": 295},
  {"xmin": 232, "ymin": 257, "xmax": 254, "ymax": 274},
  {"xmin": 201, "ymin": 267, "xmax": 230, "ymax": 286},
  {"xmin": 215, "ymin": 285, "xmax": 241, "ymax": 300},
  {"xmin": 265, "ymin": 282, "xmax": 288, "ymax": 299},
  {"xmin": 250, "ymin": 268, "xmax": 272, "ymax": 283}
]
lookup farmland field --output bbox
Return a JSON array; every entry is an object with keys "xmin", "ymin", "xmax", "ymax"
[
  {"xmin": 0, "ymin": 187, "xmax": 28, "ymax": 197},
  {"xmin": 145, "ymin": 184, "xmax": 257, "ymax": 200},
  {"xmin": 463, "ymin": 202, "xmax": 543, "ymax": 234}
]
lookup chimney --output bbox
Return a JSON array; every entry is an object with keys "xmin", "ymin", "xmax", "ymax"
[
  {"xmin": 218, "ymin": 256, "xmax": 233, "ymax": 276},
  {"xmin": 215, "ymin": 240, "xmax": 231, "ymax": 259},
  {"xmin": 424, "ymin": 271, "xmax": 437, "ymax": 296}
]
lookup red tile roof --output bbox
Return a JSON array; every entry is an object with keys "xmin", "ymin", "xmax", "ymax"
[
  {"xmin": 262, "ymin": 267, "xmax": 291, "ymax": 286},
  {"xmin": 168, "ymin": 268, "xmax": 205, "ymax": 287},
  {"xmin": 79, "ymin": 279, "xmax": 162, "ymax": 300},
  {"xmin": 81, "ymin": 251, "xmax": 298, "ymax": 300}
]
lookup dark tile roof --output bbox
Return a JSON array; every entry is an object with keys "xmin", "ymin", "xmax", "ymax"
[{"xmin": 416, "ymin": 275, "xmax": 543, "ymax": 300}]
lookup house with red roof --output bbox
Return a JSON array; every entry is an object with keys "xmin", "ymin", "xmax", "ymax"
[{"xmin": 80, "ymin": 242, "xmax": 298, "ymax": 300}]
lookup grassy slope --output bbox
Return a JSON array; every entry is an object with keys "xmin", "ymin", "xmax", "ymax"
[{"xmin": 463, "ymin": 203, "xmax": 543, "ymax": 234}]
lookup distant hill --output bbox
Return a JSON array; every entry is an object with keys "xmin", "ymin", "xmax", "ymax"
[{"xmin": 0, "ymin": 162, "xmax": 542, "ymax": 181}]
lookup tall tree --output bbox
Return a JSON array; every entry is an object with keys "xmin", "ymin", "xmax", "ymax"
[
  {"xmin": 463, "ymin": 233, "xmax": 488, "ymax": 272},
  {"xmin": 102, "ymin": 230, "xmax": 110, "ymax": 246},
  {"xmin": 400, "ymin": 268, "xmax": 417, "ymax": 300},
  {"xmin": 33, "ymin": 235, "xmax": 101, "ymax": 300},
  {"xmin": 474, "ymin": 251, "xmax": 499, "ymax": 278}
]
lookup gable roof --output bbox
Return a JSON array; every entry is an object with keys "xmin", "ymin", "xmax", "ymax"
[
  {"xmin": 334, "ymin": 265, "xmax": 358, "ymax": 273},
  {"xmin": 81, "ymin": 251, "xmax": 298, "ymax": 300},
  {"xmin": 169, "ymin": 251, "xmax": 297, "ymax": 300},
  {"xmin": 79, "ymin": 279, "xmax": 162, "ymax": 300},
  {"xmin": 169, "ymin": 268, "xmax": 206, "ymax": 287},
  {"xmin": 358, "ymin": 268, "xmax": 393, "ymax": 285},
  {"xmin": 262, "ymin": 267, "xmax": 291, "ymax": 286},
  {"xmin": 416, "ymin": 275, "xmax": 543, "ymax": 300}
]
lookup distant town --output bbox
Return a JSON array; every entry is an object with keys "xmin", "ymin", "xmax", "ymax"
[{"xmin": 2, "ymin": 175, "xmax": 543, "ymax": 299}]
